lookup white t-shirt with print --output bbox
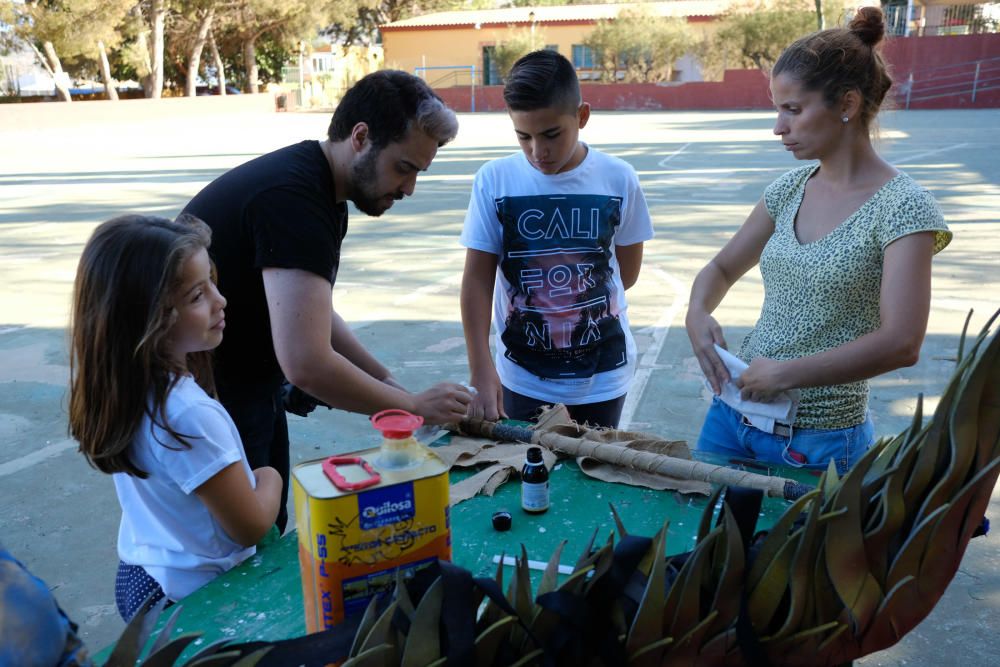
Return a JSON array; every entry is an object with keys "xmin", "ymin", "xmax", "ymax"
[
  {"xmin": 114, "ymin": 375, "xmax": 255, "ymax": 600},
  {"xmin": 461, "ymin": 146, "xmax": 654, "ymax": 404}
]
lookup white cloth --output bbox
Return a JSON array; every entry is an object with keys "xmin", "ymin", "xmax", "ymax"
[
  {"xmin": 712, "ymin": 344, "xmax": 800, "ymax": 433},
  {"xmin": 461, "ymin": 146, "xmax": 654, "ymax": 403},
  {"xmin": 114, "ymin": 375, "xmax": 255, "ymax": 600}
]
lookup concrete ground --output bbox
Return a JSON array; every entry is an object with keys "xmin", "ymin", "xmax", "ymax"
[{"xmin": 1, "ymin": 99, "xmax": 997, "ymax": 661}]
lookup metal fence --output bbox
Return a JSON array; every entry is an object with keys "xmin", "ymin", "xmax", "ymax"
[
  {"xmin": 894, "ymin": 54, "xmax": 1000, "ymax": 107},
  {"xmin": 885, "ymin": 2, "xmax": 1000, "ymax": 37}
]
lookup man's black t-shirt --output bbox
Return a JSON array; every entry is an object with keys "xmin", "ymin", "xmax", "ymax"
[{"xmin": 182, "ymin": 140, "xmax": 348, "ymax": 387}]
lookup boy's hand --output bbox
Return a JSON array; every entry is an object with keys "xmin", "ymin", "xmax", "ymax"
[
  {"xmin": 411, "ymin": 382, "xmax": 474, "ymax": 425},
  {"xmin": 685, "ymin": 310, "xmax": 730, "ymax": 395},
  {"xmin": 467, "ymin": 371, "xmax": 507, "ymax": 422}
]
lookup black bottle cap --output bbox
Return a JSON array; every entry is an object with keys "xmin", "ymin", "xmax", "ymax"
[
  {"xmin": 526, "ymin": 446, "xmax": 543, "ymax": 463},
  {"xmin": 492, "ymin": 510, "xmax": 512, "ymax": 531}
]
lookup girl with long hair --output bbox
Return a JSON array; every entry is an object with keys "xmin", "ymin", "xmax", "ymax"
[{"xmin": 69, "ymin": 214, "xmax": 281, "ymax": 621}]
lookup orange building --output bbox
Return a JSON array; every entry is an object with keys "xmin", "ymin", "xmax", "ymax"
[{"xmin": 379, "ymin": 2, "xmax": 729, "ymax": 86}]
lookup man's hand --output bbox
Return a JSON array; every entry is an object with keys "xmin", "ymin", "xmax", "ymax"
[
  {"xmin": 735, "ymin": 357, "xmax": 788, "ymax": 403},
  {"xmin": 467, "ymin": 370, "xmax": 506, "ymax": 421},
  {"xmin": 411, "ymin": 382, "xmax": 474, "ymax": 425}
]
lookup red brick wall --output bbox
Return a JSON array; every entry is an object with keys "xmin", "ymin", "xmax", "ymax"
[
  {"xmin": 883, "ymin": 33, "xmax": 1000, "ymax": 109},
  {"xmin": 436, "ymin": 69, "xmax": 772, "ymax": 112},
  {"xmin": 436, "ymin": 34, "xmax": 1000, "ymax": 112}
]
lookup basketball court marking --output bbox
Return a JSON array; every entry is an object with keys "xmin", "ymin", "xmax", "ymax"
[{"xmin": 619, "ymin": 267, "xmax": 688, "ymax": 430}]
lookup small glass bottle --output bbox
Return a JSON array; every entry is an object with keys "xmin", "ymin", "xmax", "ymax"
[{"xmin": 521, "ymin": 446, "xmax": 550, "ymax": 513}]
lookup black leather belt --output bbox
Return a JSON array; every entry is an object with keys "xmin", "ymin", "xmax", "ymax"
[{"xmin": 741, "ymin": 415, "xmax": 792, "ymax": 438}]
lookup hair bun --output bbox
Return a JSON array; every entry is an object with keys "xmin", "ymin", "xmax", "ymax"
[{"xmin": 849, "ymin": 6, "xmax": 886, "ymax": 47}]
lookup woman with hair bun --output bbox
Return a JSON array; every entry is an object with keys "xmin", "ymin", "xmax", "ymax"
[{"xmin": 685, "ymin": 6, "xmax": 952, "ymax": 473}]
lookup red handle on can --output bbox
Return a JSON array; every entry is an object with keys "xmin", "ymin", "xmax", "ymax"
[{"xmin": 322, "ymin": 456, "xmax": 381, "ymax": 491}]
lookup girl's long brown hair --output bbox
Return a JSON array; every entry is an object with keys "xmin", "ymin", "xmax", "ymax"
[{"xmin": 69, "ymin": 214, "xmax": 216, "ymax": 477}]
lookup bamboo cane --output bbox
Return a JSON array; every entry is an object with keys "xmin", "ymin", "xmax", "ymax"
[{"xmin": 457, "ymin": 418, "xmax": 814, "ymax": 501}]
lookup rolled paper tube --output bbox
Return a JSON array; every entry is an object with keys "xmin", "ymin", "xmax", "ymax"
[{"xmin": 457, "ymin": 418, "xmax": 813, "ymax": 501}]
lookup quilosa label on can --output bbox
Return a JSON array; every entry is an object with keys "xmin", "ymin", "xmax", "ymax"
[{"xmin": 293, "ymin": 447, "xmax": 451, "ymax": 634}]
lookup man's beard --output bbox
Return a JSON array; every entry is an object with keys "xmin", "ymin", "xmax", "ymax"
[{"xmin": 350, "ymin": 148, "xmax": 397, "ymax": 217}]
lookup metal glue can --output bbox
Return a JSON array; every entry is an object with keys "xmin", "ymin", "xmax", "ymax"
[{"xmin": 292, "ymin": 409, "xmax": 451, "ymax": 633}]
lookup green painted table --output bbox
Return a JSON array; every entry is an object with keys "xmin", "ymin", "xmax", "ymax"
[{"xmin": 96, "ymin": 443, "xmax": 817, "ymax": 659}]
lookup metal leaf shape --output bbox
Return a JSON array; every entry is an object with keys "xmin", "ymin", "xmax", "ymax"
[
  {"xmin": 663, "ymin": 609, "xmax": 719, "ymax": 663},
  {"xmin": 505, "ymin": 648, "xmax": 544, "ymax": 667},
  {"xmin": 400, "ymin": 578, "xmax": 444, "ymax": 667},
  {"xmin": 537, "ymin": 540, "xmax": 567, "ymax": 598},
  {"xmin": 185, "ymin": 651, "xmax": 246, "ymax": 667},
  {"xmin": 859, "ymin": 575, "xmax": 918, "ymax": 655},
  {"xmin": 609, "ymin": 502, "xmax": 629, "ymax": 539},
  {"xmin": 707, "ymin": 506, "xmax": 747, "ymax": 636},
  {"xmin": 746, "ymin": 490, "xmax": 819, "ymax": 587},
  {"xmin": 350, "ymin": 595, "xmax": 383, "ymax": 658},
  {"xmin": 105, "ymin": 596, "xmax": 167, "ymax": 667},
  {"xmin": 358, "ymin": 599, "xmax": 400, "ymax": 657},
  {"xmin": 916, "ymin": 458, "xmax": 1000, "ymax": 598},
  {"xmin": 772, "ymin": 482, "xmax": 825, "ymax": 641},
  {"xmin": 341, "ymin": 645, "xmax": 393, "ymax": 667},
  {"xmin": 228, "ymin": 648, "xmax": 272, "ymax": 667},
  {"xmin": 142, "ymin": 634, "xmax": 202, "ymax": 667},
  {"xmin": 664, "ymin": 526, "xmax": 720, "ymax": 637},
  {"xmin": 182, "ymin": 639, "xmax": 233, "ymax": 665},
  {"xmin": 475, "ymin": 616, "xmax": 517, "ymax": 665},
  {"xmin": 147, "ymin": 603, "xmax": 186, "ymax": 657},
  {"xmin": 625, "ymin": 636, "xmax": 674, "ymax": 665},
  {"xmin": 625, "ymin": 520, "xmax": 668, "ymax": 663},
  {"xmin": 822, "ymin": 444, "xmax": 884, "ymax": 636},
  {"xmin": 885, "ymin": 504, "xmax": 948, "ymax": 592},
  {"xmin": 697, "ymin": 485, "xmax": 725, "ymax": 544},
  {"xmin": 749, "ymin": 531, "xmax": 799, "ymax": 632}
]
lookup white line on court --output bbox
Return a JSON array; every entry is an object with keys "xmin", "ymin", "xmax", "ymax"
[
  {"xmin": 619, "ymin": 267, "xmax": 688, "ymax": 429},
  {"xmin": 893, "ymin": 143, "xmax": 970, "ymax": 165},
  {"xmin": 0, "ymin": 438, "xmax": 77, "ymax": 478},
  {"xmin": 657, "ymin": 143, "xmax": 691, "ymax": 167}
]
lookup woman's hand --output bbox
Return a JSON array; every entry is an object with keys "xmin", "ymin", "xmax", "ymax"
[
  {"xmin": 736, "ymin": 357, "xmax": 789, "ymax": 403},
  {"xmin": 685, "ymin": 310, "xmax": 730, "ymax": 394}
]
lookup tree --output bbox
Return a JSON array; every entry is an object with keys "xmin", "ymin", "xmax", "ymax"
[
  {"xmin": 213, "ymin": 0, "xmax": 317, "ymax": 93},
  {"xmin": 491, "ymin": 27, "xmax": 545, "ymax": 84},
  {"xmin": 320, "ymin": 0, "xmax": 456, "ymax": 48},
  {"xmin": 713, "ymin": 0, "xmax": 816, "ymax": 71},
  {"xmin": 15, "ymin": 0, "xmax": 134, "ymax": 101},
  {"xmin": 143, "ymin": 0, "xmax": 167, "ymax": 97},
  {"xmin": 584, "ymin": 8, "xmax": 691, "ymax": 83},
  {"xmin": 167, "ymin": 0, "xmax": 218, "ymax": 96}
]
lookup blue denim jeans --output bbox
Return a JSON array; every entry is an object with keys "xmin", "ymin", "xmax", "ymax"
[{"xmin": 696, "ymin": 397, "xmax": 874, "ymax": 475}]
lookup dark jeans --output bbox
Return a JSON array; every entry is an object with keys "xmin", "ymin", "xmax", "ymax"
[
  {"xmin": 502, "ymin": 386, "xmax": 627, "ymax": 429},
  {"xmin": 217, "ymin": 381, "xmax": 289, "ymax": 533}
]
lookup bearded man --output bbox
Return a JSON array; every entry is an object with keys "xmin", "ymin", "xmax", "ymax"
[{"xmin": 182, "ymin": 71, "xmax": 472, "ymax": 533}]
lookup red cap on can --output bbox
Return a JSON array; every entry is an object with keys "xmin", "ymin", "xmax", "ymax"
[{"xmin": 370, "ymin": 409, "xmax": 424, "ymax": 439}]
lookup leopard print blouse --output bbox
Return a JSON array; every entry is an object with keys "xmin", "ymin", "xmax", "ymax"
[{"xmin": 739, "ymin": 164, "xmax": 952, "ymax": 429}]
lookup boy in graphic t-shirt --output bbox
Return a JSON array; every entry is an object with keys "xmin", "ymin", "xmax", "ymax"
[{"xmin": 460, "ymin": 50, "xmax": 654, "ymax": 428}]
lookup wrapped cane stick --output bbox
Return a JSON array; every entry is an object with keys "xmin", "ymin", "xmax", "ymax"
[{"xmin": 457, "ymin": 418, "xmax": 814, "ymax": 501}]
